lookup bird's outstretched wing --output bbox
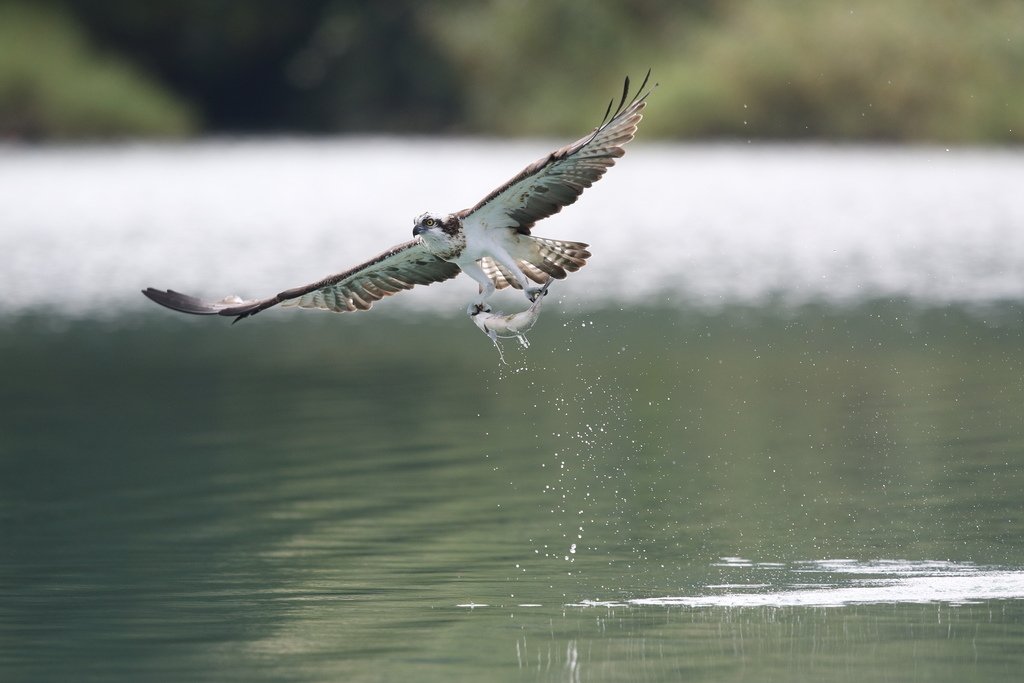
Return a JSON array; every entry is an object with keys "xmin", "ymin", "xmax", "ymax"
[
  {"xmin": 143, "ymin": 239, "xmax": 461, "ymax": 322},
  {"xmin": 460, "ymin": 71, "xmax": 654, "ymax": 234}
]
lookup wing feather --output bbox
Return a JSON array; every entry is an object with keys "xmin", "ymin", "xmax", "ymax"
[
  {"xmin": 461, "ymin": 71, "xmax": 654, "ymax": 234},
  {"xmin": 480, "ymin": 257, "xmax": 519, "ymax": 290},
  {"xmin": 143, "ymin": 239, "xmax": 461, "ymax": 322}
]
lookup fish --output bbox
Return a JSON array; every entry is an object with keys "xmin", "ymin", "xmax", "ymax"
[{"xmin": 468, "ymin": 279, "xmax": 552, "ymax": 356}]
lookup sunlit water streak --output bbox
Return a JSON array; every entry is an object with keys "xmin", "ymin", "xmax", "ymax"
[
  {"xmin": 2, "ymin": 140, "xmax": 1023, "ymax": 318},
  {"xmin": 567, "ymin": 559, "xmax": 1024, "ymax": 609}
]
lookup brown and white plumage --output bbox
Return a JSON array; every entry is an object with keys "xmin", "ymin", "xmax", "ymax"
[
  {"xmin": 143, "ymin": 72, "xmax": 653, "ymax": 322},
  {"xmin": 459, "ymin": 71, "xmax": 652, "ymax": 235},
  {"xmin": 144, "ymin": 240, "xmax": 460, "ymax": 321},
  {"xmin": 478, "ymin": 237, "xmax": 592, "ymax": 290}
]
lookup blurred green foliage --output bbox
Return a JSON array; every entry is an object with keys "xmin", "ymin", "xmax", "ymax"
[
  {"xmin": 2, "ymin": 0, "xmax": 1022, "ymax": 142},
  {"xmin": 658, "ymin": 0, "xmax": 1024, "ymax": 142},
  {"xmin": 0, "ymin": 3, "xmax": 195, "ymax": 139}
]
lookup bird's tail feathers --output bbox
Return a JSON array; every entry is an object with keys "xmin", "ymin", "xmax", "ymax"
[{"xmin": 481, "ymin": 237, "xmax": 592, "ymax": 290}]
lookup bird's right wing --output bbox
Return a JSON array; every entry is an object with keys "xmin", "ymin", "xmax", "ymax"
[
  {"xmin": 143, "ymin": 239, "xmax": 461, "ymax": 322},
  {"xmin": 459, "ymin": 71, "xmax": 653, "ymax": 235}
]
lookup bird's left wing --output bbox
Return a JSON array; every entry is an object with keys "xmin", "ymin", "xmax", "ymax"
[
  {"xmin": 459, "ymin": 71, "xmax": 654, "ymax": 234},
  {"xmin": 143, "ymin": 239, "xmax": 461, "ymax": 322}
]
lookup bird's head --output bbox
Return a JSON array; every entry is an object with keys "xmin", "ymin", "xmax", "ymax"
[
  {"xmin": 412, "ymin": 212, "xmax": 446, "ymax": 237},
  {"xmin": 413, "ymin": 212, "xmax": 462, "ymax": 256}
]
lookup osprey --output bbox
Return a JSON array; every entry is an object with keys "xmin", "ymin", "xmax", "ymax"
[{"xmin": 143, "ymin": 72, "xmax": 653, "ymax": 322}]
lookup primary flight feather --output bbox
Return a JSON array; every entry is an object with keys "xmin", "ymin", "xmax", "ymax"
[{"xmin": 143, "ymin": 71, "xmax": 653, "ymax": 322}]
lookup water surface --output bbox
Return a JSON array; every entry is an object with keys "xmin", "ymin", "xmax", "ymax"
[{"xmin": 1, "ymin": 141, "xmax": 1023, "ymax": 681}]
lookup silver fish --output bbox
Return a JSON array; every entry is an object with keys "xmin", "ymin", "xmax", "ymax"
[{"xmin": 468, "ymin": 280, "xmax": 552, "ymax": 353}]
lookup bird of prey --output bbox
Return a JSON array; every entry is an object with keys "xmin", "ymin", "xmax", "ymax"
[{"xmin": 143, "ymin": 72, "xmax": 653, "ymax": 322}]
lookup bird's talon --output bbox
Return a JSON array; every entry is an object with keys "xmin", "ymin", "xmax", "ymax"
[{"xmin": 526, "ymin": 280, "xmax": 553, "ymax": 302}]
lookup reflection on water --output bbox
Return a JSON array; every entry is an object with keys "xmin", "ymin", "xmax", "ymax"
[
  {"xmin": 2, "ymin": 141, "xmax": 1024, "ymax": 681},
  {"xmin": 2, "ymin": 304, "xmax": 1024, "ymax": 681}
]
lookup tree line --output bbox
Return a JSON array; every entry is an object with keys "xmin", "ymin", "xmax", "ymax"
[{"xmin": 2, "ymin": 0, "xmax": 1021, "ymax": 142}]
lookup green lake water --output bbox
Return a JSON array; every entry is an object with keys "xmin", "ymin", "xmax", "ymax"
[{"xmin": 2, "ymin": 302, "xmax": 1023, "ymax": 681}]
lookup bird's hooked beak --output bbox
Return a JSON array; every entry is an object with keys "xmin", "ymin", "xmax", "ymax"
[{"xmin": 412, "ymin": 224, "xmax": 425, "ymax": 237}]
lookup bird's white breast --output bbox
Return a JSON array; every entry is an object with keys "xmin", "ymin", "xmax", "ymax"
[{"xmin": 458, "ymin": 215, "xmax": 518, "ymax": 265}]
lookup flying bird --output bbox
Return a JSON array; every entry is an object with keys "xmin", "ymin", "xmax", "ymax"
[{"xmin": 143, "ymin": 72, "xmax": 653, "ymax": 322}]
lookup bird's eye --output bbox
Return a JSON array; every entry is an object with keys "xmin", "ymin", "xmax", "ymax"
[{"xmin": 424, "ymin": 218, "xmax": 436, "ymax": 227}]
